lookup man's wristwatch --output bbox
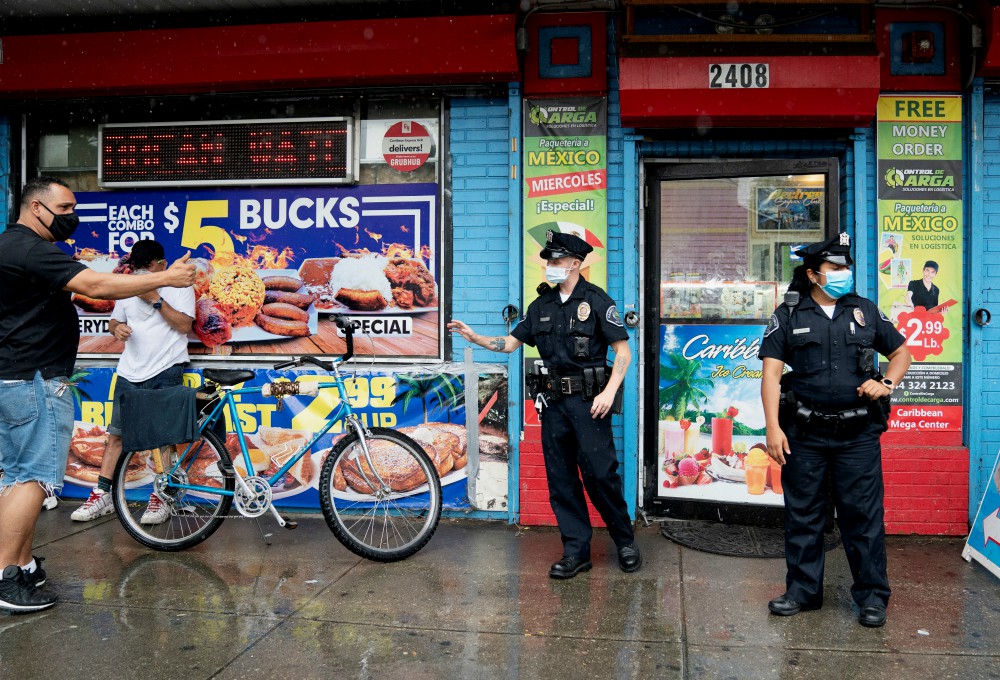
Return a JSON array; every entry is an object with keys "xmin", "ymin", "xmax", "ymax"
[
  {"xmin": 880, "ymin": 377, "xmax": 895, "ymax": 392},
  {"xmin": 152, "ymin": 298, "xmax": 163, "ymax": 310}
]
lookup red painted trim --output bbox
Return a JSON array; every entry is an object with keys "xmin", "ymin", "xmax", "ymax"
[
  {"xmin": 876, "ymin": 8, "xmax": 963, "ymax": 93},
  {"xmin": 0, "ymin": 15, "xmax": 519, "ymax": 98},
  {"xmin": 523, "ymin": 12, "xmax": 607, "ymax": 97},
  {"xmin": 980, "ymin": 7, "xmax": 1000, "ymax": 77},
  {"xmin": 619, "ymin": 55, "xmax": 880, "ymax": 128}
]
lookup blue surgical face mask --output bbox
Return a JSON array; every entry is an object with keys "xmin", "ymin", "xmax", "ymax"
[{"xmin": 818, "ymin": 269, "xmax": 853, "ymax": 299}]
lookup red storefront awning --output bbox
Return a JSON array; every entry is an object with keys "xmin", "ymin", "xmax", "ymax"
[
  {"xmin": 619, "ymin": 55, "xmax": 881, "ymax": 128},
  {"xmin": 0, "ymin": 15, "xmax": 519, "ymax": 98}
]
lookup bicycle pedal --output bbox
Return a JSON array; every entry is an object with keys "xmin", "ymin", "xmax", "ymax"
[{"xmin": 284, "ymin": 521, "xmax": 298, "ymax": 530}]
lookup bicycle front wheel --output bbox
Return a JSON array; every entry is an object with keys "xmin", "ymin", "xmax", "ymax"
[
  {"xmin": 319, "ymin": 427, "xmax": 442, "ymax": 562},
  {"xmin": 112, "ymin": 430, "xmax": 235, "ymax": 551}
]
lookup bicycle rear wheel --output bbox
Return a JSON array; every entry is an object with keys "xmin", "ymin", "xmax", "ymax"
[
  {"xmin": 319, "ymin": 427, "xmax": 442, "ymax": 562},
  {"xmin": 112, "ymin": 429, "xmax": 235, "ymax": 551}
]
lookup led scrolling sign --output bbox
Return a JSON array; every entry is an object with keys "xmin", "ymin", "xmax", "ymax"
[{"xmin": 99, "ymin": 117, "xmax": 353, "ymax": 187}]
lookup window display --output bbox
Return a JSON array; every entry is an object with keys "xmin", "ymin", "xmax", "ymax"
[{"xmin": 648, "ymin": 161, "xmax": 838, "ymax": 510}]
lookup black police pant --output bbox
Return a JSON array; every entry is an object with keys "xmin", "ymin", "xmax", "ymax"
[
  {"xmin": 782, "ymin": 429, "xmax": 890, "ymax": 608},
  {"xmin": 540, "ymin": 393, "xmax": 634, "ymax": 558}
]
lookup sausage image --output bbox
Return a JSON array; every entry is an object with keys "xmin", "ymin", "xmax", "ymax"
[
  {"xmin": 264, "ymin": 290, "xmax": 316, "ymax": 309},
  {"xmin": 73, "ymin": 294, "xmax": 116, "ymax": 314},
  {"xmin": 261, "ymin": 275, "xmax": 304, "ymax": 292},
  {"xmin": 254, "ymin": 312, "xmax": 311, "ymax": 337},
  {"xmin": 261, "ymin": 302, "xmax": 309, "ymax": 322}
]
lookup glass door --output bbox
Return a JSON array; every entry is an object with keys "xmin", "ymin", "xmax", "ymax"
[{"xmin": 644, "ymin": 159, "xmax": 840, "ymax": 516}]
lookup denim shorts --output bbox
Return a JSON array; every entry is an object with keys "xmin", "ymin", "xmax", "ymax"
[
  {"xmin": 0, "ymin": 372, "xmax": 75, "ymax": 491},
  {"xmin": 108, "ymin": 364, "xmax": 186, "ymax": 436}
]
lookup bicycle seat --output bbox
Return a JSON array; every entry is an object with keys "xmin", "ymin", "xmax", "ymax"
[{"xmin": 202, "ymin": 369, "xmax": 256, "ymax": 386}]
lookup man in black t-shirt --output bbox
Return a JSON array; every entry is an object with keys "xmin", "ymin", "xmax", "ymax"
[
  {"xmin": 0, "ymin": 176, "xmax": 196, "ymax": 613},
  {"xmin": 448, "ymin": 231, "xmax": 640, "ymax": 579},
  {"xmin": 905, "ymin": 260, "xmax": 940, "ymax": 310}
]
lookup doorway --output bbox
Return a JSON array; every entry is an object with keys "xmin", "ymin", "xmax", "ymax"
[{"xmin": 643, "ymin": 159, "xmax": 840, "ymax": 520}]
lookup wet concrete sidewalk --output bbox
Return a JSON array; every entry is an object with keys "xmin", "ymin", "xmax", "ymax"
[{"xmin": 2, "ymin": 504, "xmax": 999, "ymax": 680}]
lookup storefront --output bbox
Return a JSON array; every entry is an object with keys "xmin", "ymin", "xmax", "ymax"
[
  {"xmin": 2, "ymin": 0, "xmax": 999, "ymax": 537},
  {"xmin": 0, "ymin": 10, "xmax": 520, "ymax": 518},
  {"xmin": 614, "ymin": 3, "xmax": 973, "ymax": 532}
]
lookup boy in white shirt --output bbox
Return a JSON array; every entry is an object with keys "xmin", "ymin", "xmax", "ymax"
[{"xmin": 72, "ymin": 240, "xmax": 196, "ymax": 524}]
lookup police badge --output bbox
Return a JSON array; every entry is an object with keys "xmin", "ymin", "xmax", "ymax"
[
  {"xmin": 577, "ymin": 302, "xmax": 591, "ymax": 321},
  {"xmin": 854, "ymin": 308, "xmax": 866, "ymax": 326}
]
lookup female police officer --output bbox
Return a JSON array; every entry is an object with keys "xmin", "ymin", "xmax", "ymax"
[
  {"xmin": 758, "ymin": 234, "xmax": 911, "ymax": 628},
  {"xmin": 448, "ymin": 230, "xmax": 640, "ymax": 579}
]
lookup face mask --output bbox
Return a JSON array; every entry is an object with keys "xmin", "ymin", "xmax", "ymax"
[
  {"xmin": 39, "ymin": 202, "xmax": 80, "ymax": 241},
  {"xmin": 817, "ymin": 269, "xmax": 853, "ymax": 299},
  {"xmin": 545, "ymin": 266, "xmax": 570, "ymax": 284}
]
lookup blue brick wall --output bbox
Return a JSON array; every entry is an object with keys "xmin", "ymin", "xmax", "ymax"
[
  {"xmin": 971, "ymin": 87, "xmax": 1000, "ymax": 508},
  {"xmin": 0, "ymin": 117, "xmax": 10, "ymax": 229},
  {"xmin": 449, "ymin": 97, "xmax": 514, "ymax": 363},
  {"xmin": 606, "ymin": 33, "xmax": 626, "ymax": 310}
]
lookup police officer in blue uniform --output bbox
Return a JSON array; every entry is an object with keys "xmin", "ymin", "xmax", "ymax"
[
  {"xmin": 448, "ymin": 231, "xmax": 641, "ymax": 578},
  {"xmin": 758, "ymin": 234, "xmax": 911, "ymax": 627}
]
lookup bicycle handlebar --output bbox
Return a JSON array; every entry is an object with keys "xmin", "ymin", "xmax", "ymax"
[
  {"xmin": 331, "ymin": 314, "xmax": 354, "ymax": 362},
  {"xmin": 270, "ymin": 314, "xmax": 354, "ymax": 372}
]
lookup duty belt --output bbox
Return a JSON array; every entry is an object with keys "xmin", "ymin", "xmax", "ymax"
[
  {"xmin": 549, "ymin": 375, "xmax": 584, "ymax": 394},
  {"xmin": 783, "ymin": 392, "xmax": 873, "ymax": 436}
]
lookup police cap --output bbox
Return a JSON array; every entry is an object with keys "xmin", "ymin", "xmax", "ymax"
[
  {"xmin": 793, "ymin": 233, "xmax": 853, "ymax": 266},
  {"xmin": 539, "ymin": 230, "xmax": 593, "ymax": 261}
]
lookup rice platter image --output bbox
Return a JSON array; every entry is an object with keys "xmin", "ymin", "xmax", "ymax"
[
  {"xmin": 328, "ymin": 255, "xmax": 394, "ymax": 311},
  {"xmin": 209, "ymin": 264, "xmax": 266, "ymax": 327}
]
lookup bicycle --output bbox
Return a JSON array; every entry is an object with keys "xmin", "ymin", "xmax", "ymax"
[{"xmin": 110, "ymin": 315, "xmax": 442, "ymax": 562}]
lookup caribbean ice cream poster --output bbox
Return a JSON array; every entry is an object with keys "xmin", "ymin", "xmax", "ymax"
[
  {"xmin": 59, "ymin": 366, "xmax": 485, "ymax": 512},
  {"xmin": 61, "ymin": 184, "xmax": 441, "ymax": 360},
  {"xmin": 522, "ymin": 98, "xmax": 608, "ymax": 357},
  {"xmin": 657, "ymin": 324, "xmax": 782, "ymax": 507},
  {"xmin": 876, "ymin": 95, "xmax": 963, "ymax": 432}
]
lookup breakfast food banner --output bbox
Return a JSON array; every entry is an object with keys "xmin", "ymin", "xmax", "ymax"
[
  {"xmin": 60, "ymin": 366, "xmax": 511, "ymax": 513},
  {"xmin": 876, "ymin": 95, "xmax": 964, "ymax": 432},
  {"xmin": 656, "ymin": 324, "xmax": 782, "ymax": 507},
  {"xmin": 62, "ymin": 184, "xmax": 441, "ymax": 359}
]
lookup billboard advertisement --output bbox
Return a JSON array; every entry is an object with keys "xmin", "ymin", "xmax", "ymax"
[
  {"xmin": 62, "ymin": 184, "xmax": 442, "ymax": 359},
  {"xmin": 876, "ymin": 95, "xmax": 963, "ymax": 432},
  {"xmin": 60, "ymin": 366, "xmax": 511, "ymax": 513},
  {"xmin": 656, "ymin": 324, "xmax": 782, "ymax": 507}
]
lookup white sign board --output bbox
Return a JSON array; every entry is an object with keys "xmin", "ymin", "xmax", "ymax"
[{"xmin": 962, "ymin": 449, "xmax": 1000, "ymax": 581}]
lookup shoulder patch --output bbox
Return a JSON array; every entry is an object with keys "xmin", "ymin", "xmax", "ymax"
[
  {"xmin": 878, "ymin": 308, "xmax": 890, "ymax": 323},
  {"xmin": 606, "ymin": 305, "xmax": 623, "ymax": 327},
  {"xmin": 764, "ymin": 314, "xmax": 780, "ymax": 338}
]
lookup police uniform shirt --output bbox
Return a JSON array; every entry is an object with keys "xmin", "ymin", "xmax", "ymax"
[
  {"xmin": 758, "ymin": 293, "xmax": 905, "ymax": 409},
  {"xmin": 0, "ymin": 224, "xmax": 87, "ymax": 379},
  {"xmin": 512, "ymin": 278, "xmax": 628, "ymax": 371},
  {"xmin": 906, "ymin": 279, "xmax": 940, "ymax": 309}
]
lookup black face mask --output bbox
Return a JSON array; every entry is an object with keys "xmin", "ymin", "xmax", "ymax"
[{"xmin": 39, "ymin": 202, "xmax": 80, "ymax": 242}]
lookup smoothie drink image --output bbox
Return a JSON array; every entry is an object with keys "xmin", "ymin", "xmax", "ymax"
[
  {"xmin": 683, "ymin": 425, "xmax": 700, "ymax": 456},
  {"xmin": 660, "ymin": 420, "xmax": 685, "ymax": 459},
  {"xmin": 711, "ymin": 417, "xmax": 733, "ymax": 455},
  {"xmin": 745, "ymin": 447, "xmax": 770, "ymax": 495},
  {"xmin": 769, "ymin": 460, "xmax": 784, "ymax": 494},
  {"xmin": 682, "ymin": 416, "xmax": 705, "ymax": 456}
]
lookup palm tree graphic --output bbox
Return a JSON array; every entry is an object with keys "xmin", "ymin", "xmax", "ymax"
[
  {"xmin": 393, "ymin": 373, "xmax": 465, "ymax": 423},
  {"xmin": 68, "ymin": 369, "xmax": 94, "ymax": 409},
  {"xmin": 659, "ymin": 351, "xmax": 712, "ymax": 420}
]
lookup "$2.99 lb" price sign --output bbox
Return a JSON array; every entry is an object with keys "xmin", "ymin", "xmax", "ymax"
[{"xmin": 896, "ymin": 308, "xmax": 949, "ymax": 361}]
